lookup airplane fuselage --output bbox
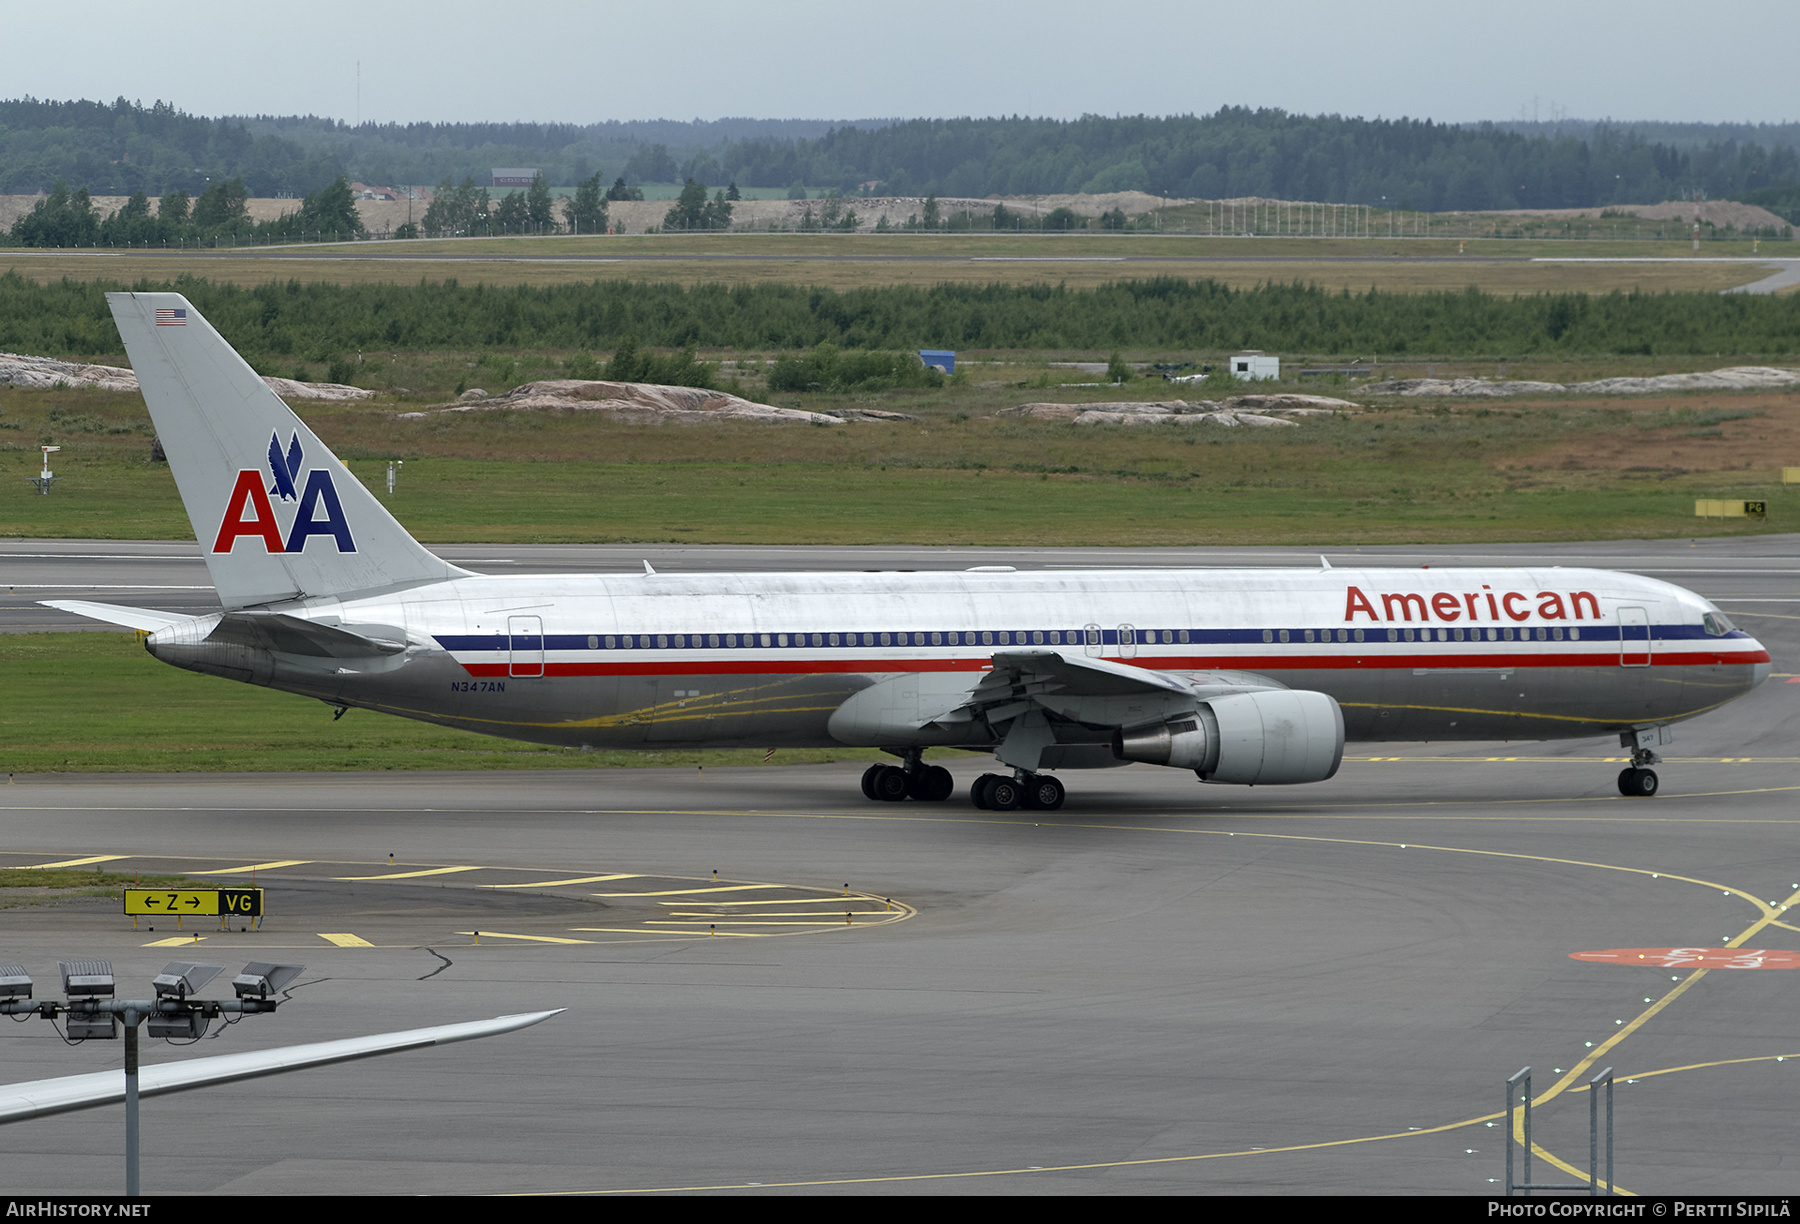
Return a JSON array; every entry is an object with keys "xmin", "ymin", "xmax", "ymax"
[{"xmin": 146, "ymin": 564, "xmax": 1770, "ymax": 755}]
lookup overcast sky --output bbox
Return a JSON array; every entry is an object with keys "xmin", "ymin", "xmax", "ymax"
[{"xmin": 8, "ymin": 0, "xmax": 1794, "ymax": 128}]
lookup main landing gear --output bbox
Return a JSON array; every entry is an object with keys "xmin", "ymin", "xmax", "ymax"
[
  {"xmin": 970, "ymin": 771, "xmax": 1065, "ymax": 812},
  {"xmin": 858, "ymin": 753, "xmax": 1066, "ymax": 810},
  {"xmin": 861, "ymin": 755, "xmax": 955, "ymax": 803}
]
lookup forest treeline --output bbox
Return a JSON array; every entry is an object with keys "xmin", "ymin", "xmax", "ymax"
[
  {"xmin": 4, "ymin": 177, "xmax": 365, "ymax": 248},
  {"xmin": 4, "ymin": 273, "xmax": 1797, "ymax": 361},
  {"xmin": 719, "ymin": 113, "xmax": 1800, "ymax": 213},
  {"xmin": 6, "ymin": 98, "xmax": 1800, "ymax": 216}
]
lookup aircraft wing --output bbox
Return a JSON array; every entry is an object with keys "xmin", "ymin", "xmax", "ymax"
[
  {"xmin": 831, "ymin": 647, "xmax": 1282, "ymax": 746},
  {"xmin": 0, "ymin": 1010, "xmax": 562, "ymax": 1124},
  {"xmin": 940, "ymin": 648, "xmax": 1284, "ymax": 722},
  {"xmin": 986, "ymin": 648, "xmax": 1201, "ymax": 697}
]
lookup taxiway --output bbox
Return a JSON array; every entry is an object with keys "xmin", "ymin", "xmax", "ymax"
[{"xmin": 0, "ymin": 538, "xmax": 1795, "ymax": 1195}]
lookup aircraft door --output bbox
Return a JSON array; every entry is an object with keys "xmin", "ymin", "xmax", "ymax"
[
  {"xmin": 1118, "ymin": 624, "xmax": 1138, "ymax": 658},
  {"xmin": 1084, "ymin": 623, "xmax": 1103, "ymax": 658},
  {"xmin": 1618, "ymin": 606, "xmax": 1650, "ymax": 667},
  {"xmin": 508, "ymin": 615, "xmax": 545, "ymax": 677}
]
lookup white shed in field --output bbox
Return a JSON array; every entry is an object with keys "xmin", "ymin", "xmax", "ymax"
[{"xmin": 1231, "ymin": 351, "xmax": 1280, "ymax": 381}]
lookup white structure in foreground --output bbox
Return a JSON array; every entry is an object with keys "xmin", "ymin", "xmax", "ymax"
[{"xmin": 1231, "ymin": 351, "xmax": 1280, "ymax": 380}]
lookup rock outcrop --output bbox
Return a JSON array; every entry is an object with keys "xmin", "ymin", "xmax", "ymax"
[
  {"xmin": 401, "ymin": 380, "xmax": 858, "ymax": 424},
  {"xmin": 996, "ymin": 395, "xmax": 1356, "ymax": 427},
  {"xmin": 1363, "ymin": 368, "xmax": 1800, "ymax": 398},
  {"xmin": 0, "ymin": 351, "xmax": 372, "ymax": 400}
]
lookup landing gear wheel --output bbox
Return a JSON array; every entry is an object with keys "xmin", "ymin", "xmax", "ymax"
[
  {"xmin": 1024, "ymin": 774, "xmax": 1065, "ymax": 811},
  {"xmin": 872, "ymin": 765, "xmax": 910, "ymax": 802},
  {"xmin": 1618, "ymin": 767, "xmax": 1659, "ymax": 797},
  {"xmin": 909, "ymin": 765, "xmax": 954, "ymax": 802},
  {"xmin": 971, "ymin": 773, "xmax": 998, "ymax": 809},
  {"xmin": 861, "ymin": 764, "xmax": 884, "ymax": 800},
  {"xmin": 986, "ymin": 776, "xmax": 1023, "ymax": 811}
]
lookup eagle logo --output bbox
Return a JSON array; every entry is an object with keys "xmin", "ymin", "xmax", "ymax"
[{"xmin": 268, "ymin": 432, "xmax": 304, "ymax": 502}]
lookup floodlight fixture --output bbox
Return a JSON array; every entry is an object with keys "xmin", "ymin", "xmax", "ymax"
[
  {"xmin": 66, "ymin": 1011, "xmax": 119, "ymax": 1040},
  {"xmin": 152, "ymin": 962, "xmax": 222, "ymax": 1000},
  {"xmin": 232, "ymin": 962, "xmax": 305, "ymax": 1001},
  {"xmin": 59, "ymin": 959, "xmax": 115, "ymax": 999},
  {"xmin": 0, "ymin": 966, "xmax": 31, "ymax": 1000},
  {"xmin": 146, "ymin": 1012, "xmax": 210, "ymax": 1040},
  {"xmin": 148, "ymin": 962, "xmax": 224, "ymax": 1039}
]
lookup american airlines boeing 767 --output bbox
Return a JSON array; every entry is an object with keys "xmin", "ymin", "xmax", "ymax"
[{"xmin": 49, "ymin": 294, "xmax": 1771, "ymax": 809}]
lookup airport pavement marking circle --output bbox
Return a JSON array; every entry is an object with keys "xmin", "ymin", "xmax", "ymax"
[
  {"xmin": 0, "ymin": 849, "xmax": 915, "ymax": 948},
  {"xmin": 1571, "ymin": 946, "xmax": 1800, "ymax": 969}
]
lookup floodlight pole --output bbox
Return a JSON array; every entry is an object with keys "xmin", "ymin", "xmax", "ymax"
[
  {"xmin": 3, "ymin": 994, "xmax": 279, "ymax": 1195},
  {"xmin": 123, "ymin": 1007, "xmax": 140, "ymax": 1196},
  {"xmin": 2, "ymin": 960, "xmax": 301, "ymax": 1196}
]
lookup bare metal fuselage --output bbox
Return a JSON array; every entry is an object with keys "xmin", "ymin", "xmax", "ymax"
[{"xmin": 145, "ymin": 565, "xmax": 1770, "ymax": 758}]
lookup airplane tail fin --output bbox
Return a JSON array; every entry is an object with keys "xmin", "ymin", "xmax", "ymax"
[{"xmin": 108, "ymin": 292, "xmax": 467, "ymax": 609}]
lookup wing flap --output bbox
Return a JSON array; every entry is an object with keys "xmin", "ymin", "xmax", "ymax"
[{"xmin": 989, "ymin": 648, "xmax": 1197, "ymax": 697}]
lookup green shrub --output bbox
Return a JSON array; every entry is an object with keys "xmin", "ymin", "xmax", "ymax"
[
  {"xmin": 603, "ymin": 338, "xmax": 714, "ymax": 388},
  {"xmin": 766, "ymin": 344, "xmax": 947, "ymax": 393}
]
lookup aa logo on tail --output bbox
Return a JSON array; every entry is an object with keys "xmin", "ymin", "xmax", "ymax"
[{"xmin": 212, "ymin": 431, "xmax": 358, "ymax": 555}]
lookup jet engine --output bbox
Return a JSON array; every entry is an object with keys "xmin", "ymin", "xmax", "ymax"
[{"xmin": 1113, "ymin": 689, "xmax": 1344, "ymax": 785}]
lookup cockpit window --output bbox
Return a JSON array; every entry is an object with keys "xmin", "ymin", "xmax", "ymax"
[{"xmin": 1701, "ymin": 609, "xmax": 1735, "ymax": 636}]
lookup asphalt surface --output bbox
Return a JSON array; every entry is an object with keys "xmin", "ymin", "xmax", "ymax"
[
  {"xmin": 1, "ymin": 538, "xmax": 1797, "ymax": 1195},
  {"xmin": 1532, "ymin": 255, "xmax": 1800, "ymax": 295}
]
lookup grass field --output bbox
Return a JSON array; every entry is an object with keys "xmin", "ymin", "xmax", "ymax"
[
  {"xmin": 0, "ymin": 866, "xmax": 200, "ymax": 908},
  {"xmin": 1, "ymin": 231, "xmax": 1782, "ymax": 294},
  {"xmin": 0, "ymin": 633, "xmax": 887, "ymax": 773},
  {"xmin": 4, "ymin": 381, "xmax": 1796, "ymax": 545},
  {"xmin": 4, "ymin": 231, "xmax": 1795, "ymax": 547}
]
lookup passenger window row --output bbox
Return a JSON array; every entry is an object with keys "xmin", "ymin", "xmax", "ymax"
[
  {"xmin": 519, "ymin": 623, "xmax": 1603, "ymax": 650},
  {"xmin": 1258, "ymin": 626, "xmax": 1583, "ymax": 644}
]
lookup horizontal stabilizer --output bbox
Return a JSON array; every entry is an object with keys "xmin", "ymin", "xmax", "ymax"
[
  {"xmin": 214, "ymin": 612, "xmax": 408, "ymax": 657},
  {"xmin": 39, "ymin": 599, "xmax": 192, "ymax": 632}
]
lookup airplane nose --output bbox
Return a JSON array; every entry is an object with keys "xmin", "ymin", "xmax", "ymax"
[{"xmin": 1751, "ymin": 658, "xmax": 1772, "ymax": 689}]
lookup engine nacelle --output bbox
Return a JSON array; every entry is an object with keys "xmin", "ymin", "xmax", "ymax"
[
  {"xmin": 1113, "ymin": 689, "xmax": 1345, "ymax": 785},
  {"xmin": 1114, "ymin": 717, "xmax": 1213, "ymax": 770}
]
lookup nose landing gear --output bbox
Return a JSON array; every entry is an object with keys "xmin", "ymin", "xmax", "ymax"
[{"xmin": 1617, "ymin": 731, "xmax": 1663, "ymax": 798}]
